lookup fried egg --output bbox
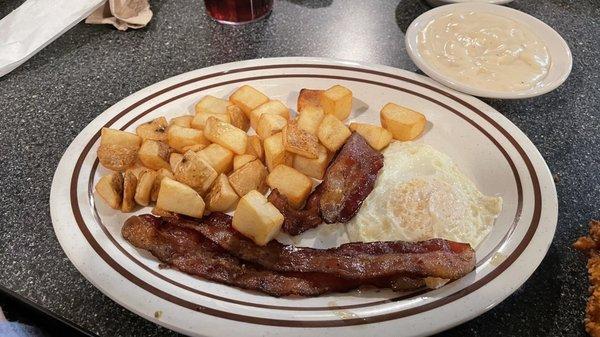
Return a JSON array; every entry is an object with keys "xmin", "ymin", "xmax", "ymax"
[{"xmin": 346, "ymin": 141, "xmax": 502, "ymax": 248}]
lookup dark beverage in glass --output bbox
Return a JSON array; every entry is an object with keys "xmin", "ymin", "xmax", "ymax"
[{"xmin": 204, "ymin": 0, "xmax": 273, "ymax": 25}]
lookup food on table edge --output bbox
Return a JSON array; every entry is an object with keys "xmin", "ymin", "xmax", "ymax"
[
  {"xmin": 573, "ymin": 220, "xmax": 600, "ymax": 337},
  {"xmin": 122, "ymin": 213, "xmax": 476, "ymax": 296}
]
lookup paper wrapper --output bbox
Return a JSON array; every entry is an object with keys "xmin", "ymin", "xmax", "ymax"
[
  {"xmin": 85, "ymin": 0, "xmax": 153, "ymax": 31},
  {"xmin": 0, "ymin": 0, "xmax": 106, "ymax": 78}
]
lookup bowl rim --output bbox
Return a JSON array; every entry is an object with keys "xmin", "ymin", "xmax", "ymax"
[{"xmin": 405, "ymin": 3, "xmax": 573, "ymax": 99}]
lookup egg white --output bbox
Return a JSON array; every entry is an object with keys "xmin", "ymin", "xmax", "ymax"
[{"xmin": 346, "ymin": 141, "xmax": 502, "ymax": 248}]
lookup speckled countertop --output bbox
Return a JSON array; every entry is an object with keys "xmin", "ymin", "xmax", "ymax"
[{"xmin": 0, "ymin": 0, "xmax": 598, "ymax": 336}]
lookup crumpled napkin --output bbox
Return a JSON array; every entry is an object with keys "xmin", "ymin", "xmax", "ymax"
[{"xmin": 85, "ymin": 0, "xmax": 153, "ymax": 31}]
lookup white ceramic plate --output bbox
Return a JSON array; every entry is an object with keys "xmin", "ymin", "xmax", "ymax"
[
  {"xmin": 405, "ymin": 4, "xmax": 572, "ymax": 99},
  {"xmin": 425, "ymin": 0, "xmax": 513, "ymax": 7},
  {"xmin": 50, "ymin": 57, "xmax": 557, "ymax": 337}
]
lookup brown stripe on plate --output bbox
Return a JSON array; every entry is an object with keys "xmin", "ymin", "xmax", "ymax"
[{"xmin": 69, "ymin": 64, "xmax": 540, "ymax": 326}]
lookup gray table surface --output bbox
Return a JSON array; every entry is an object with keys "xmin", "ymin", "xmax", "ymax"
[{"xmin": 0, "ymin": 0, "xmax": 598, "ymax": 336}]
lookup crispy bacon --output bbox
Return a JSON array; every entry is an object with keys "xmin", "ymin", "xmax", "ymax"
[
  {"xmin": 176, "ymin": 213, "xmax": 476, "ymax": 281},
  {"xmin": 319, "ymin": 132, "xmax": 384, "ymax": 223},
  {"xmin": 267, "ymin": 184, "xmax": 324, "ymax": 236},
  {"xmin": 122, "ymin": 215, "xmax": 357, "ymax": 297}
]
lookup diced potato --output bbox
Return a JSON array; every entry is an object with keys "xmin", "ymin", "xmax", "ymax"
[
  {"xmin": 233, "ymin": 154, "xmax": 257, "ymax": 171},
  {"xmin": 167, "ymin": 125, "xmax": 209, "ymax": 153},
  {"xmin": 128, "ymin": 164, "xmax": 149, "ymax": 179},
  {"xmin": 121, "ymin": 171, "xmax": 138, "ymax": 212},
  {"xmin": 320, "ymin": 85, "xmax": 352, "ymax": 120},
  {"xmin": 206, "ymin": 174, "xmax": 239, "ymax": 212},
  {"xmin": 266, "ymin": 165, "xmax": 312, "ymax": 209},
  {"xmin": 169, "ymin": 115, "xmax": 193, "ymax": 128},
  {"xmin": 174, "ymin": 151, "xmax": 218, "ymax": 193},
  {"xmin": 256, "ymin": 114, "xmax": 287, "ymax": 140},
  {"xmin": 95, "ymin": 172, "xmax": 123, "ymax": 209},
  {"xmin": 134, "ymin": 169, "xmax": 157, "ymax": 206},
  {"xmin": 245, "ymin": 135, "xmax": 264, "ymax": 161},
  {"xmin": 181, "ymin": 144, "xmax": 207, "ymax": 152},
  {"xmin": 227, "ymin": 105, "xmax": 250, "ymax": 132},
  {"xmin": 263, "ymin": 132, "xmax": 293, "ymax": 172},
  {"xmin": 249, "ymin": 100, "xmax": 290, "ymax": 130},
  {"xmin": 197, "ymin": 143, "xmax": 234, "ymax": 174},
  {"xmin": 380, "ymin": 103, "xmax": 427, "ymax": 141},
  {"xmin": 100, "ymin": 128, "xmax": 142, "ymax": 148},
  {"xmin": 296, "ymin": 105, "xmax": 324, "ymax": 135},
  {"xmin": 169, "ymin": 153, "xmax": 183, "ymax": 172},
  {"xmin": 317, "ymin": 114, "xmax": 351, "ymax": 152},
  {"xmin": 191, "ymin": 112, "xmax": 231, "ymax": 130},
  {"xmin": 282, "ymin": 123, "xmax": 319, "ymax": 159},
  {"xmin": 297, "ymin": 88, "xmax": 323, "ymax": 112},
  {"xmin": 138, "ymin": 140, "xmax": 171, "ymax": 170},
  {"xmin": 204, "ymin": 117, "xmax": 248, "ymax": 155},
  {"xmin": 97, "ymin": 128, "xmax": 142, "ymax": 171},
  {"xmin": 228, "ymin": 159, "xmax": 268, "ymax": 197},
  {"xmin": 151, "ymin": 168, "xmax": 174, "ymax": 202},
  {"xmin": 195, "ymin": 95, "xmax": 233, "ymax": 115},
  {"xmin": 293, "ymin": 144, "xmax": 331, "ymax": 179},
  {"xmin": 232, "ymin": 190, "xmax": 284, "ymax": 246},
  {"xmin": 349, "ymin": 123, "xmax": 393, "ymax": 151},
  {"xmin": 156, "ymin": 177, "xmax": 205, "ymax": 218},
  {"xmin": 229, "ymin": 85, "xmax": 270, "ymax": 116},
  {"xmin": 136, "ymin": 117, "xmax": 168, "ymax": 142}
]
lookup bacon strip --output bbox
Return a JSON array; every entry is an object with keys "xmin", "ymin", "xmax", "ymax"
[
  {"xmin": 267, "ymin": 184, "xmax": 324, "ymax": 236},
  {"xmin": 177, "ymin": 213, "xmax": 476, "ymax": 281},
  {"xmin": 122, "ymin": 215, "xmax": 358, "ymax": 297},
  {"xmin": 319, "ymin": 132, "xmax": 384, "ymax": 223}
]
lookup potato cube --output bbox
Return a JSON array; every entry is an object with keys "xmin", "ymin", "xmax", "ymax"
[
  {"xmin": 256, "ymin": 114, "xmax": 287, "ymax": 140},
  {"xmin": 121, "ymin": 170, "xmax": 138, "ymax": 212},
  {"xmin": 167, "ymin": 125, "xmax": 209, "ymax": 153},
  {"xmin": 245, "ymin": 135, "xmax": 264, "ymax": 160},
  {"xmin": 195, "ymin": 95, "xmax": 233, "ymax": 115},
  {"xmin": 293, "ymin": 144, "xmax": 331, "ymax": 179},
  {"xmin": 282, "ymin": 123, "xmax": 319, "ymax": 159},
  {"xmin": 317, "ymin": 114, "xmax": 351, "ymax": 152},
  {"xmin": 169, "ymin": 115, "xmax": 193, "ymax": 128},
  {"xmin": 228, "ymin": 159, "xmax": 268, "ymax": 197},
  {"xmin": 204, "ymin": 117, "xmax": 248, "ymax": 155},
  {"xmin": 169, "ymin": 153, "xmax": 183, "ymax": 172},
  {"xmin": 95, "ymin": 172, "xmax": 123, "ymax": 210},
  {"xmin": 232, "ymin": 190, "xmax": 284, "ymax": 246},
  {"xmin": 229, "ymin": 85, "xmax": 269, "ymax": 116},
  {"xmin": 101, "ymin": 128, "xmax": 142, "ymax": 148},
  {"xmin": 297, "ymin": 89, "xmax": 323, "ymax": 112},
  {"xmin": 134, "ymin": 169, "xmax": 157, "ymax": 206},
  {"xmin": 151, "ymin": 168, "xmax": 174, "ymax": 202},
  {"xmin": 227, "ymin": 105, "xmax": 250, "ymax": 132},
  {"xmin": 263, "ymin": 132, "xmax": 293, "ymax": 172},
  {"xmin": 181, "ymin": 144, "xmax": 207, "ymax": 152},
  {"xmin": 156, "ymin": 177, "xmax": 205, "ymax": 218},
  {"xmin": 98, "ymin": 128, "xmax": 141, "ymax": 171},
  {"xmin": 136, "ymin": 117, "xmax": 168, "ymax": 141},
  {"xmin": 320, "ymin": 85, "xmax": 352, "ymax": 120},
  {"xmin": 174, "ymin": 150, "xmax": 218, "ymax": 193},
  {"xmin": 138, "ymin": 140, "xmax": 171, "ymax": 170},
  {"xmin": 233, "ymin": 154, "xmax": 257, "ymax": 171},
  {"xmin": 267, "ymin": 165, "xmax": 313, "ymax": 209},
  {"xmin": 128, "ymin": 164, "xmax": 149, "ymax": 180},
  {"xmin": 197, "ymin": 143, "xmax": 234, "ymax": 174},
  {"xmin": 206, "ymin": 174, "xmax": 239, "ymax": 212},
  {"xmin": 191, "ymin": 112, "xmax": 231, "ymax": 130},
  {"xmin": 249, "ymin": 100, "xmax": 290, "ymax": 130},
  {"xmin": 380, "ymin": 103, "xmax": 427, "ymax": 141},
  {"xmin": 296, "ymin": 105, "xmax": 324, "ymax": 135},
  {"xmin": 349, "ymin": 123, "xmax": 393, "ymax": 151}
]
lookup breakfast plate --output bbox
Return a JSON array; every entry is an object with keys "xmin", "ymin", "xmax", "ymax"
[
  {"xmin": 50, "ymin": 57, "xmax": 558, "ymax": 337},
  {"xmin": 424, "ymin": 0, "xmax": 514, "ymax": 6}
]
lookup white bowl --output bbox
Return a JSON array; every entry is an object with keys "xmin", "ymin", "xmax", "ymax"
[
  {"xmin": 425, "ymin": 0, "xmax": 513, "ymax": 7},
  {"xmin": 405, "ymin": 3, "xmax": 572, "ymax": 99}
]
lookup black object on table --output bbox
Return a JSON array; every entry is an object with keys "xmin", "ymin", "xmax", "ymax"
[{"xmin": 0, "ymin": 0, "xmax": 598, "ymax": 336}]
